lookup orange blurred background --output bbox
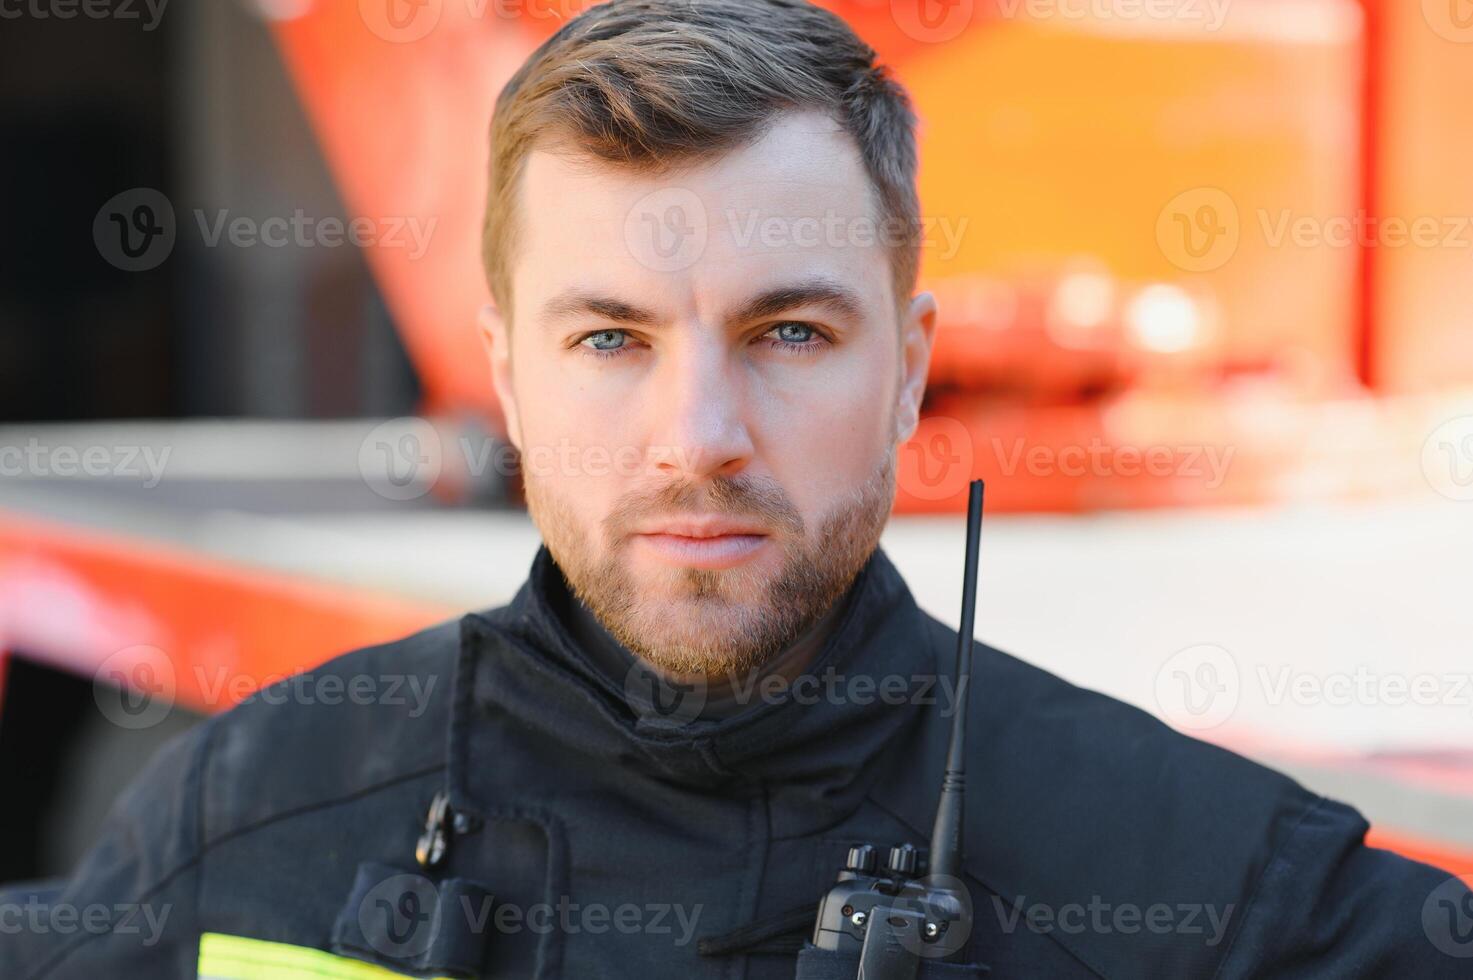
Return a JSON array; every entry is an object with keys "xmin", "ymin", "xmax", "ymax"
[{"xmin": 269, "ymin": 0, "xmax": 1473, "ymax": 513}]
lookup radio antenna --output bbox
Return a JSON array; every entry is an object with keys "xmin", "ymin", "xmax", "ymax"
[{"xmin": 928, "ymin": 478, "xmax": 984, "ymax": 880}]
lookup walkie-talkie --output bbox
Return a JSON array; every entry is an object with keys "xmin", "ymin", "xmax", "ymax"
[{"xmin": 809, "ymin": 479, "xmax": 985, "ymax": 978}]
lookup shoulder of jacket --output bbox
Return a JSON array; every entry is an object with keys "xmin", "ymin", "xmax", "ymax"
[
  {"xmin": 199, "ymin": 615, "xmax": 467, "ymax": 842},
  {"xmin": 903, "ymin": 615, "xmax": 1358, "ymax": 976},
  {"xmin": 912, "ymin": 614, "xmax": 1316, "ymax": 833}
]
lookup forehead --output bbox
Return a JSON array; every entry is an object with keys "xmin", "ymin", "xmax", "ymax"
[{"xmin": 509, "ymin": 111, "xmax": 895, "ymax": 324}]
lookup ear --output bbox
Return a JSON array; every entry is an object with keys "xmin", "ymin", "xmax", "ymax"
[
  {"xmin": 895, "ymin": 290, "xmax": 938, "ymax": 444},
  {"xmin": 478, "ymin": 303, "xmax": 522, "ymax": 451}
]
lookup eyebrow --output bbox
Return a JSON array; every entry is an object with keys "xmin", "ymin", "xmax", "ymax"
[
  {"xmin": 729, "ymin": 279, "xmax": 866, "ymax": 326},
  {"xmin": 539, "ymin": 277, "xmax": 867, "ymax": 330},
  {"xmin": 540, "ymin": 290, "xmax": 658, "ymax": 325}
]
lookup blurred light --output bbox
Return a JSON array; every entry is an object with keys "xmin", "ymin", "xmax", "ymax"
[
  {"xmin": 1125, "ymin": 284, "xmax": 1200, "ymax": 354},
  {"xmin": 944, "ymin": 277, "xmax": 1019, "ymax": 331},
  {"xmin": 1046, "ymin": 269, "xmax": 1115, "ymax": 347}
]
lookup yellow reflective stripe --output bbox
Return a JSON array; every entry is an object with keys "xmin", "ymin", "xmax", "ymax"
[{"xmin": 197, "ymin": 932, "xmax": 451, "ymax": 980}]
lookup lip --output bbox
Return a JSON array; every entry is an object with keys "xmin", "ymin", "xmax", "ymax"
[
  {"xmin": 632, "ymin": 517, "xmax": 771, "ymax": 570},
  {"xmin": 635, "ymin": 516, "xmax": 770, "ymax": 539},
  {"xmin": 635, "ymin": 533, "xmax": 769, "ymax": 570}
]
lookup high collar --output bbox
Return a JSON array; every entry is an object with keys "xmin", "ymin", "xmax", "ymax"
[{"xmin": 448, "ymin": 545, "xmax": 941, "ymax": 832}]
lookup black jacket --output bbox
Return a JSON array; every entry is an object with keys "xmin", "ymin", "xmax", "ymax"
[{"xmin": 3, "ymin": 547, "xmax": 1469, "ymax": 978}]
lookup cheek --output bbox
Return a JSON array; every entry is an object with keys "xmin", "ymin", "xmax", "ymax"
[
  {"xmin": 752, "ymin": 339, "xmax": 898, "ymax": 505},
  {"xmin": 512, "ymin": 351, "xmax": 643, "ymax": 520}
]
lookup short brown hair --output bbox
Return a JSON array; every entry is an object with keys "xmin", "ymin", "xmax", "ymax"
[{"xmin": 482, "ymin": 0, "xmax": 919, "ymax": 321}]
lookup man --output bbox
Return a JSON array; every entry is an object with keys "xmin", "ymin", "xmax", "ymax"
[{"xmin": 4, "ymin": 1, "xmax": 1469, "ymax": 977}]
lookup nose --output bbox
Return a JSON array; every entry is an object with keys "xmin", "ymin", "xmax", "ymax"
[{"xmin": 648, "ymin": 335, "xmax": 755, "ymax": 482}]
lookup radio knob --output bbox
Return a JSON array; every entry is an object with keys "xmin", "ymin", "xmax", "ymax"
[
  {"xmin": 887, "ymin": 843, "xmax": 919, "ymax": 876},
  {"xmin": 845, "ymin": 844, "xmax": 878, "ymax": 873}
]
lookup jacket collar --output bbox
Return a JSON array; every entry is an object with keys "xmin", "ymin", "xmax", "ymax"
[{"xmin": 448, "ymin": 545, "xmax": 940, "ymax": 833}]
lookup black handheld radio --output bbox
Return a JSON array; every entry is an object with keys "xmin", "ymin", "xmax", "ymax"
[{"xmin": 808, "ymin": 479, "xmax": 985, "ymax": 977}]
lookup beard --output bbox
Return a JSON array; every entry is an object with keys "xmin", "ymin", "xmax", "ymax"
[{"xmin": 526, "ymin": 449, "xmax": 895, "ymax": 677}]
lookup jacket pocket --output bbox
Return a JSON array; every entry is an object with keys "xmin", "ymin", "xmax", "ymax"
[{"xmin": 329, "ymin": 862, "xmax": 497, "ymax": 979}]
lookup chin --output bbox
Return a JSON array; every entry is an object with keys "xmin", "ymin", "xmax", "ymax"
[{"xmin": 619, "ymin": 595, "xmax": 775, "ymax": 673}]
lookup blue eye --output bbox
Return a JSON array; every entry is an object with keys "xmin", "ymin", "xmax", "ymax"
[
  {"xmin": 581, "ymin": 329, "xmax": 627, "ymax": 352},
  {"xmin": 771, "ymin": 322, "xmax": 816, "ymax": 344}
]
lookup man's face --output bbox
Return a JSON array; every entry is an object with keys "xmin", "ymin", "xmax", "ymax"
[{"xmin": 484, "ymin": 110, "xmax": 935, "ymax": 676}]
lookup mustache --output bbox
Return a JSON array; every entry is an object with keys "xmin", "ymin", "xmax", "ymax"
[{"xmin": 603, "ymin": 474, "xmax": 806, "ymax": 540}]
